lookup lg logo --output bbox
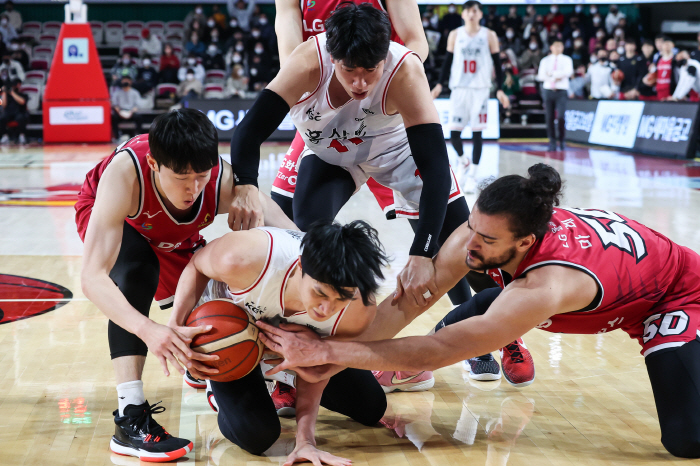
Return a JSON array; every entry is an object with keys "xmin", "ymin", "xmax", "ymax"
[
  {"xmin": 206, "ymin": 109, "xmax": 247, "ymax": 132},
  {"xmin": 303, "ymin": 19, "xmax": 324, "ymax": 32}
]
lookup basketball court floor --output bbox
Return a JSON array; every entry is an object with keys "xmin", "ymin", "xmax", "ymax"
[{"xmin": 2, "ymin": 140, "xmax": 700, "ymax": 465}]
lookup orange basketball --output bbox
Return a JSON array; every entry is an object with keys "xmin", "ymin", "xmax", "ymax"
[
  {"xmin": 185, "ymin": 299, "xmax": 263, "ymax": 382},
  {"xmin": 612, "ymin": 69, "xmax": 625, "ymax": 83}
]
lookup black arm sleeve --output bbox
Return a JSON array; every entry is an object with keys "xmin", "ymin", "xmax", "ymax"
[
  {"xmin": 437, "ymin": 52, "xmax": 454, "ymax": 87},
  {"xmin": 492, "ymin": 53, "xmax": 504, "ymax": 90},
  {"xmin": 406, "ymin": 123, "xmax": 451, "ymax": 258},
  {"xmin": 229, "ymin": 88, "xmax": 290, "ymax": 187}
]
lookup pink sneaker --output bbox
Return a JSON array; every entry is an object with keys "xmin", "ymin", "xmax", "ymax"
[
  {"xmin": 499, "ymin": 338, "xmax": 535, "ymax": 387},
  {"xmin": 372, "ymin": 370, "xmax": 435, "ymax": 394}
]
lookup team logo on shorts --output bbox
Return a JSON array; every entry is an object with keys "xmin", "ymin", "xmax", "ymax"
[{"xmin": 0, "ymin": 274, "xmax": 73, "ymax": 324}]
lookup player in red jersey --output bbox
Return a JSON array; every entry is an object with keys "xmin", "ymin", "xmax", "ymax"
[
  {"xmin": 76, "ymin": 109, "xmax": 294, "ymax": 462},
  {"xmin": 259, "ymin": 163, "xmax": 700, "ymax": 458},
  {"xmin": 269, "ymin": 0, "xmax": 428, "ymax": 221}
]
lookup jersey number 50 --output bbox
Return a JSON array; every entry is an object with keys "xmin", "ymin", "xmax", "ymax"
[{"xmin": 464, "ymin": 60, "xmax": 477, "ymax": 74}]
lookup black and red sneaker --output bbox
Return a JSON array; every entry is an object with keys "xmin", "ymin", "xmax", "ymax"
[
  {"xmin": 205, "ymin": 380, "xmax": 218, "ymax": 413},
  {"xmin": 184, "ymin": 370, "xmax": 206, "ymax": 389},
  {"xmin": 499, "ymin": 338, "xmax": 535, "ymax": 388},
  {"xmin": 110, "ymin": 401, "xmax": 193, "ymax": 463},
  {"xmin": 271, "ymin": 382, "xmax": 296, "ymax": 417}
]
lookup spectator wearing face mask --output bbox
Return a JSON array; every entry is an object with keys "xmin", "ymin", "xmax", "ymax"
[
  {"xmin": 247, "ymin": 53, "xmax": 270, "ymax": 92},
  {"xmin": 246, "ymin": 26, "xmax": 263, "ymax": 53},
  {"xmin": 159, "ymin": 43, "xmax": 180, "ymax": 83},
  {"xmin": 185, "ymin": 31, "xmax": 206, "ymax": 58},
  {"xmin": 0, "ymin": 13, "xmax": 16, "ymax": 47},
  {"xmin": 203, "ymin": 43, "xmax": 225, "ymax": 70},
  {"xmin": 616, "ymin": 42, "xmax": 646, "ymax": 100},
  {"xmin": 589, "ymin": 28, "xmax": 607, "ymax": 55},
  {"xmin": 176, "ymin": 68, "xmax": 202, "ymax": 100},
  {"xmin": 110, "ymin": 53, "xmax": 137, "ymax": 84},
  {"xmin": 203, "ymin": 17, "xmax": 217, "ymax": 43},
  {"xmin": 223, "ymin": 18, "xmax": 242, "ymax": 47},
  {"xmin": 225, "ymin": 64, "xmax": 249, "ymax": 98},
  {"xmin": 209, "ymin": 27, "xmax": 222, "ymax": 49},
  {"xmin": 522, "ymin": 5, "xmax": 536, "ymax": 31},
  {"xmin": 0, "ymin": 77, "xmax": 26, "ymax": 144},
  {"xmin": 226, "ymin": 48, "xmax": 245, "ymax": 74},
  {"xmin": 568, "ymin": 4, "xmax": 587, "ymax": 26},
  {"xmin": 505, "ymin": 6, "xmax": 522, "ymax": 33},
  {"xmin": 178, "ymin": 53, "xmax": 205, "ymax": 82},
  {"xmin": 670, "ymin": 50, "xmax": 700, "ymax": 102},
  {"xmin": 518, "ymin": 37, "xmax": 543, "ymax": 72},
  {"xmin": 256, "ymin": 13, "xmax": 276, "ymax": 52},
  {"xmin": 3, "ymin": 1, "xmax": 19, "ymax": 33},
  {"xmin": 227, "ymin": 0, "xmax": 256, "ymax": 32},
  {"xmin": 502, "ymin": 27, "xmax": 522, "ymax": 56},
  {"xmin": 439, "ymin": 3, "xmax": 462, "ymax": 35},
  {"xmin": 569, "ymin": 64, "xmax": 589, "ymax": 99},
  {"xmin": 590, "ymin": 13, "xmax": 603, "ymax": 39},
  {"xmin": 524, "ymin": 15, "xmax": 548, "ymax": 49},
  {"xmin": 184, "ymin": 4, "xmax": 207, "ymax": 35},
  {"xmin": 568, "ymin": 36, "xmax": 589, "ymax": 68},
  {"xmin": 248, "ymin": 41, "xmax": 269, "ymax": 69},
  {"xmin": 586, "ymin": 49, "xmax": 617, "ymax": 99},
  {"xmin": 133, "ymin": 56, "xmax": 159, "ymax": 95},
  {"xmin": 8, "ymin": 38, "xmax": 26, "ymax": 70},
  {"xmin": 605, "ymin": 6, "xmax": 625, "ymax": 35},
  {"xmin": 111, "ymin": 76, "xmax": 143, "ymax": 140},
  {"xmin": 140, "ymin": 28, "xmax": 162, "ymax": 58},
  {"xmin": 544, "ymin": 5, "xmax": 564, "ymax": 32}
]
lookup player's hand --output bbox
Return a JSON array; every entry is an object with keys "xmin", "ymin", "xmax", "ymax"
[
  {"xmin": 430, "ymin": 83, "xmax": 443, "ymax": 99},
  {"xmin": 228, "ymin": 184, "xmax": 264, "ymax": 231},
  {"xmin": 496, "ymin": 90, "xmax": 510, "ymax": 109},
  {"xmin": 139, "ymin": 321, "xmax": 219, "ymax": 377},
  {"xmin": 284, "ymin": 441, "xmax": 352, "ymax": 466},
  {"xmin": 256, "ymin": 321, "xmax": 327, "ymax": 373},
  {"xmin": 288, "ymin": 364, "xmax": 342, "ymax": 384},
  {"xmin": 174, "ymin": 324, "xmax": 223, "ymax": 380},
  {"xmin": 392, "ymin": 255, "xmax": 438, "ymax": 308}
]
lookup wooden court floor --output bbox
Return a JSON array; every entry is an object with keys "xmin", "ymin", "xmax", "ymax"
[{"xmin": 1, "ymin": 142, "xmax": 699, "ymax": 465}]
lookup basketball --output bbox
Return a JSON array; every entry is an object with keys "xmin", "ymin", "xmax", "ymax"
[
  {"xmin": 185, "ymin": 299, "xmax": 264, "ymax": 382},
  {"xmin": 612, "ymin": 69, "xmax": 625, "ymax": 83},
  {"xmin": 643, "ymin": 70, "xmax": 657, "ymax": 86}
]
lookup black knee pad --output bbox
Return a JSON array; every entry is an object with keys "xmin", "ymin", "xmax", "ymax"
[
  {"xmin": 662, "ymin": 434, "xmax": 700, "ymax": 458},
  {"xmin": 354, "ymin": 391, "xmax": 387, "ymax": 427},
  {"xmin": 220, "ymin": 417, "xmax": 281, "ymax": 456}
]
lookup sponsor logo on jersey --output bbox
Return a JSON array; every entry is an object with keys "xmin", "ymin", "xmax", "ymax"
[
  {"xmin": 197, "ymin": 213, "xmax": 213, "ymax": 228},
  {"xmin": 143, "ymin": 210, "xmax": 162, "ymax": 219},
  {"xmin": 141, "ymin": 222, "xmax": 153, "ymax": 230}
]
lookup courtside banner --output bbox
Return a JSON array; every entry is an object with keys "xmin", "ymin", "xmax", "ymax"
[
  {"xmin": 565, "ymin": 100, "xmax": 700, "ymax": 159},
  {"xmin": 184, "ymin": 99, "xmax": 296, "ymax": 141}
]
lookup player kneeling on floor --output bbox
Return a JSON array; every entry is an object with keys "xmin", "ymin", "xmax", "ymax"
[{"xmin": 170, "ymin": 220, "xmax": 389, "ymax": 462}]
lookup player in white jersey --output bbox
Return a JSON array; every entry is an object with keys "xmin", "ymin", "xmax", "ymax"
[
  {"xmin": 431, "ymin": 1, "xmax": 510, "ymax": 193},
  {"xmin": 170, "ymin": 220, "xmax": 391, "ymax": 464},
  {"xmin": 228, "ymin": 3, "xmax": 474, "ymax": 312}
]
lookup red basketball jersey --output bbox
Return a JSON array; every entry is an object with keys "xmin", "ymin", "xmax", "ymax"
[
  {"xmin": 487, "ymin": 207, "xmax": 700, "ymax": 355},
  {"xmin": 75, "ymin": 134, "xmax": 222, "ymax": 252},
  {"xmin": 301, "ymin": 0, "xmax": 403, "ymax": 43},
  {"xmin": 656, "ymin": 57, "xmax": 673, "ymax": 99}
]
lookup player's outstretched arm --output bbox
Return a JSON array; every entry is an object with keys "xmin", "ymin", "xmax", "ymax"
[
  {"xmin": 274, "ymin": 0, "xmax": 304, "ymax": 67},
  {"xmin": 385, "ymin": 0, "xmax": 429, "ymax": 62}
]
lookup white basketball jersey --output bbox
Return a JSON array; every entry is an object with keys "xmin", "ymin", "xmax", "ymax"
[
  {"xmin": 201, "ymin": 227, "xmax": 349, "ymax": 338},
  {"xmin": 449, "ymin": 26, "xmax": 493, "ymax": 90},
  {"xmin": 290, "ymin": 33, "xmax": 419, "ymax": 167}
]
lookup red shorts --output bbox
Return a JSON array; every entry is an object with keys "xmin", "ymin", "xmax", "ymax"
[
  {"xmin": 75, "ymin": 199, "xmax": 201, "ymax": 309},
  {"xmin": 271, "ymin": 131, "xmax": 396, "ymax": 215}
]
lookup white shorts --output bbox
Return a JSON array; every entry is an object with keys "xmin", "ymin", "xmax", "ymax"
[
  {"xmin": 448, "ymin": 87, "xmax": 490, "ymax": 132},
  {"xmin": 301, "ymin": 149, "xmax": 464, "ymax": 219}
]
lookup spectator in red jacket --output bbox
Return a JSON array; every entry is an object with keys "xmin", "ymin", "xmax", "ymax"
[
  {"xmin": 543, "ymin": 5, "xmax": 564, "ymax": 32},
  {"xmin": 159, "ymin": 43, "xmax": 180, "ymax": 83}
]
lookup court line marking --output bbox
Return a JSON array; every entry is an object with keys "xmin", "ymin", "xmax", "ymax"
[{"xmin": 0, "ymin": 298, "xmax": 89, "ymax": 302}]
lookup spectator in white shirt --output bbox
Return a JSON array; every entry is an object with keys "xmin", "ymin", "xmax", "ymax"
[
  {"xmin": 3, "ymin": 1, "xmax": 20, "ymax": 32},
  {"xmin": 226, "ymin": 0, "xmax": 256, "ymax": 32},
  {"xmin": 178, "ymin": 54, "xmax": 205, "ymax": 82},
  {"xmin": 139, "ymin": 29, "xmax": 162, "ymax": 58},
  {"xmin": 605, "ymin": 6, "xmax": 625, "ymax": 35},
  {"xmin": 537, "ymin": 38, "xmax": 574, "ymax": 151},
  {"xmin": 671, "ymin": 50, "xmax": 700, "ymax": 101},
  {"xmin": 587, "ymin": 49, "xmax": 618, "ymax": 99},
  {"xmin": 0, "ymin": 13, "xmax": 16, "ymax": 47}
]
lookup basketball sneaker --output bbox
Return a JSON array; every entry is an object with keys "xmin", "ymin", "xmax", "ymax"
[
  {"xmin": 499, "ymin": 338, "xmax": 535, "ymax": 387},
  {"xmin": 271, "ymin": 382, "xmax": 296, "ymax": 417},
  {"xmin": 184, "ymin": 370, "xmax": 206, "ymax": 390},
  {"xmin": 463, "ymin": 354, "xmax": 501, "ymax": 381},
  {"xmin": 205, "ymin": 380, "xmax": 218, "ymax": 413},
  {"xmin": 372, "ymin": 371, "xmax": 435, "ymax": 394},
  {"xmin": 110, "ymin": 401, "xmax": 193, "ymax": 462}
]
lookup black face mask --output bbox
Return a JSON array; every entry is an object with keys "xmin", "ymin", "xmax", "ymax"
[
  {"xmin": 679, "ymin": 59, "xmax": 688, "ymax": 67},
  {"xmin": 120, "ymin": 81, "xmax": 129, "ymax": 88}
]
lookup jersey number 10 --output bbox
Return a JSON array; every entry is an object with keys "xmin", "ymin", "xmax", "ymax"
[{"xmin": 464, "ymin": 60, "xmax": 477, "ymax": 74}]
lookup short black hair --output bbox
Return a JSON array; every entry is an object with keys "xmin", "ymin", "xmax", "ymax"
[
  {"xmin": 300, "ymin": 220, "xmax": 389, "ymax": 306},
  {"xmin": 324, "ymin": 2, "xmax": 391, "ymax": 69},
  {"xmin": 550, "ymin": 37, "xmax": 564, "ymax": 46},
  {"xmin": 475, "ymin": 164, "xmax": 563, "ymax": 239},
  {"xmin": 463, "ymin": 1, "xmax": 482, "ymax": 10},
  {"xmin": 148, "ymin": 109, "xmax": 219, "ymax": 174}
]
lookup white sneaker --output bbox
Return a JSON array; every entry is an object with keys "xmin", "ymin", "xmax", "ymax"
[
  {"xmin": 18, "ymin": 134, "xmax": 26, "ymax": 145},
  {"xmin": 0, "ymin": 134, "xmax": 9, "ymax": 145},
  {"xmin": 463, "ymin": 175, "xmax": 477, "ymax": 194}
]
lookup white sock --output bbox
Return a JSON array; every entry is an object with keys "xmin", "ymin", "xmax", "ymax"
[
  {"xmin": 467, "ymin": 163, "xmax": 478, "ymax": 178},
  {"xmin": 117, "ymin": 380, "xmax": 146, "ymax": 416}
]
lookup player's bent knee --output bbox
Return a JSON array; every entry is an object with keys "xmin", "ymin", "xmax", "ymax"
[
  {"xmin": 111, "ymin": 262, "xmax": 159, "ymax": 299},
  {"xmin": 219, "ymin": 418, "xmax": 281, "ymax": 456},
  {"xmin": 662, "ymin": 433, "xmax": 700, "ymax": 458}
]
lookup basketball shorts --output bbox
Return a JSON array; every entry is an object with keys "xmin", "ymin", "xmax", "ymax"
[
  {"xmin": 75, "ymin": 200, "xmax": 203, "ymax": 309},
  {"xmin": 272, "ymin": 131, "xmax": 397, "ymax": 215},
  {"xmin": 302, "ymin": 148, "xmax": 464, "ymax": 219},
  {"xmin": 448, "ymin": 87, "xmax": 490, "ymax": 132}
]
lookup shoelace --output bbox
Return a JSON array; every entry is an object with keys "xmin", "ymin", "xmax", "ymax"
[
  {"xmin": 475, "ymin": 354, "xmax": 494, "ymax": 362},
  {"xmin": 277, "ymin": 383, "xmax": 294, "ymax": 396},
  {"xmin": 505, "ymin": 343, "xmax": 525, "ymax": 364},
  {"xmin": 130, "ymin": 401, "xmax": 169, "ymax": 442}
]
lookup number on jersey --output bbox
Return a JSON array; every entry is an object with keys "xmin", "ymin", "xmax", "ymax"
[
  {"xmin": 562, "ymin": 207, "xmax": 648, "ymax": 263},
  {"xmin": 463, "ymin": 60, "xmax": 477, "ymax": 74}
]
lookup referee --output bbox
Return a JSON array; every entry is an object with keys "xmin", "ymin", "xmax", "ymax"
[{"xmin": 537, "ymin": 38, "xmax": 574, "ymax": 151}]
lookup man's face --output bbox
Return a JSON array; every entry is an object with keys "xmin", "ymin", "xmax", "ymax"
[
  {"xmin": 642, "ymin": 43, "xmax": 654, "ymax": 57},
  {"xmin": 462, "ymin": 5, "xmax": 483, "ymax": 25},
  {"xmin": 662, "ymin": 40, "xmax": 674, "ymax": 54},
  {"xmin": 148, "ymin": 156, "xmax": 212, "ymax": 211},
  {"xmin": 299, "ymin": 271, "xmax": 357, "ymax": 321},
  {"xmin": 332, "ymin": 58, "xmax": 385, "ymax": 101},
  {"xmin": 550, "ymin": 42, "xmax": 564, "ymax": 55},
  {"xmin": 509, "ymin": 6, "xmax": 516, "ymax": 15},
  {"xmin": 464, "ymin": 207, "xmax": 529, "ymax": 271},
  {"xmin": 598, "ymin": 51, "xmax": 608, "ymax": 62},
  {"xmin": 625, "ymin": 42, "xmax": 636, "ymax": 56},
  {"xmin": 655, "ymin": 38, "xmax": 664, "ymax": 51}
]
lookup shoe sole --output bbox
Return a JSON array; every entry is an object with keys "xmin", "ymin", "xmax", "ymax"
[
  {"xmin": 184, "ymin": 378, "xmax": 206, "ymax": 390},
  {"xmin": 468, "ymin": 372, "xmax": 501, "ymax": 381},
  {"xmin": 503, "ymin": 371, "xmax": 535, "ymax": 388},
  {"xmin": 207, "ymin": 393, "xmax": 218, "ymax": 413},
  {"xmin": 381, "ymin": 377, "xmax": 435, "ymax": 394},
  {"xmin": 276, "ymin": 407, "xmax": 296, "ymax": 417},
  {"xmin": 110, "ymin": 437, "xmax": 192, "ymax": 463}
]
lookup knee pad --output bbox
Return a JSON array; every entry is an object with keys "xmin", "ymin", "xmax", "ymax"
[{"xmin": 222, "ymin": 421, "xmax": 281, "ymax": 456}]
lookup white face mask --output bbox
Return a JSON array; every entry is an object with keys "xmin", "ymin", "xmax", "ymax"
[
  {"xmin": 590, "ymin": 7, "xmax": 597, "ymax": 14},
  {"xmin": 195, "ymin": 7, "xmax": 202, "ymax": 14},
  {"xmin": 575, "ymin": 5, "xmax": 582, "ymax": 13},
  {"xmin": 143, "ymin": 59, "xmax": 151, "ymax": 66},
  {"xmin": 9, "ymin": 43, "xmax": 18, "ymax": 50},
  {"xmin": 590, "ymin": 55, "xmax": 598, "ymax": 64},
  {"xmin": 207, "ymin": 20, "xmax": 215, "ymax": 28},
  {"xmin": 448, "ymin": 6, "xmax": 456, "ymax": 13},
  {"xmin": 1, "ymin": 18, "xmax": 7, "ymax": 26},
  {"xmin": 230, "ymin": 20, "xmax": 238, "ymax": 28},
  {"xmin": 506, "ymin": 31, "xmax": 514, "ymax": 39},
  {"xmin": 574, "ymin": 41, "xmax": 583, "ymax": 49},
  {"xmin": 251, "ymin": 30, "xmax": 260, "ymax": 38},
  {"xmin": 233, "ymin": 54, "xmax": 242, "ymax": 63},
  {"xmin": 422, "ymin": 20, "xmax": 429, "ymax": 28},
  {"xmin": 186, "ymin": 73, "xmax": 195, "ymax": 81},
  {"xmin": 550, "ymin": 6, "xmax": 558, "ymax": 14},
  {"xmin": 617, "ymin": 46, "xmax": 625, "ymax": 55},
  {"xmin": 572, "ymin": 31, "xmax": 580, "ymax": 39},
  {"xmin": 596, "ymin": 31, "xmax": 605, "ymax": 39},
  {"xmin": 615, "ymin": 29, "xmax": 623, "ymax": 37},
  {"xmin": 122, "ymin": 58, "xmax": 130, "ymax": 64},
  {"xmin": 254, "ymin": 47, "xmax": 263, "ymax": 54},
  {"xmin": 235, "ymin": 44, "xmax": 244, "ymax": 52},
  {"xmin": 208, "ymin": 46, "xmax": 217, "ymax": 55},
  {"xmin": 250, "ymin": 68, "xmax": 258, "ymax": 76},
  {"xmin": 187, "ymin": 58, "xmax": 196, "ymax": 65},
  {"xmin": 529, "ymin": 42, "xmax": 538, "ymax": 51},
  {"xmin": 259, "ymin": 18, "xmax": 267, "ymax": 26},
  {"xmin": 593, "ymin": 17, "xmax": 601, "ymax": 26}
]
